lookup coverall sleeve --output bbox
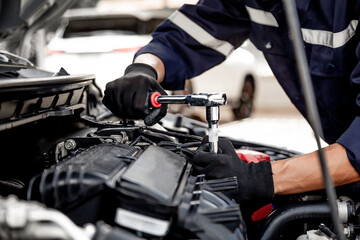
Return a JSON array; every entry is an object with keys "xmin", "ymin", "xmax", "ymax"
[
  {"xmin": 135, "ymin": 0, "xmax": 251, "ymax": 90},
  {"xmin": 337, "ymin": 45, "xmax": 360, "ymax": 173}
]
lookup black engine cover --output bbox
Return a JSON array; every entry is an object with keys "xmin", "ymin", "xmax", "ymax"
[{"xmin": 28, "ymin": 142, "xmax": 243, "ymax": 238}]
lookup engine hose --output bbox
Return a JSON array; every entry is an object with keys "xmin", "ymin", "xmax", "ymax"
[
  {"xmin": 157, "ymin": 141, "xmax": 200, "ymax": 157},
  {"xmin": 145, "ymin": 127, "xmax": 203, "ymax": 142},
  {"xmin": 129, "ymin": 135, "xmax": 156, "ymax": 146},
  {"xmin": 259, "ymin": 202, "xmax": 331, "ymax": 240},
  {"xmin": 157, "ymin": 141, "xmax": 200, "ymax": 149}
]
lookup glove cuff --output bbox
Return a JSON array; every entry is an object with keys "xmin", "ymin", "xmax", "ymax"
[
  {"xmin": 125, "ymin": 63, "xmax": 158, "ymax": 80},
  {"xmin": 256, "ymin": 161, "xmax": 274, "ymax": 200},
  {"xmin": 239, "ymin": 161, "xmax": 274, "ymax": 201}
]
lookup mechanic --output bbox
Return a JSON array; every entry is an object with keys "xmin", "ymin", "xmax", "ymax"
[{"xmin": 103, "ymin": 1, "xmax": 360, "ymax": 202}]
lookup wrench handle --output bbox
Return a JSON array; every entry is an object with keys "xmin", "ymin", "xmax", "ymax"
[{"xmin": 150, "ymin": 92, "xmax": 189, "ymax": 106}]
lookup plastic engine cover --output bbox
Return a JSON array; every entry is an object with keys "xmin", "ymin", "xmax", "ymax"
[
  {"xmin": 28, "ymin": 143, "xmax": 189, "ymax": 236},
  {"xmin": 28, "ymin": 142, "xmax": 243, "ymax": 238}
]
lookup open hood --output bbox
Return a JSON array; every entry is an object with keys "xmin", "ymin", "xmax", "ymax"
[{"xmin": 0, "ymin": 0, "xmax": 78, "ymax": 58}]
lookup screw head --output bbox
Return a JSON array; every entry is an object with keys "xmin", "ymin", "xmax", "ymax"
[{"xmin": 64, "ymin": 139, "xmax": 76, "ymax": 150}]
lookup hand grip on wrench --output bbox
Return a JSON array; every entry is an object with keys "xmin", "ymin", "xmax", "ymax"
[{"xmin": 150, "ymin": 92, "xmax": 227, "ymax": 153}]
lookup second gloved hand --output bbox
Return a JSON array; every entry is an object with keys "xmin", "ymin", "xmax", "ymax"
[
  {"xmin": 102, "ymin": 63, "xmax": 167, "ymax": 126},
  {"xmin": 192, "ymin": 138, "xmax": 274, "ymax": 202}
]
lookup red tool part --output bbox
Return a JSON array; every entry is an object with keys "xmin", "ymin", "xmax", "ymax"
[
  {"xmin": 236, "ymin": 149, "xmax": 271, "ymax": 163},
  {"xmin": 150, "ymin": 92, "xmax": 162, "ymax": 108},
  {"xmin": 251, "ymin": 203, "xmax": 273, "ymax": 222}
]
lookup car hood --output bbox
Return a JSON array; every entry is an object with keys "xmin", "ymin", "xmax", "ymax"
[{"xmin": 0, "ymin": 0, "xmax": 77, "ymax": 57}]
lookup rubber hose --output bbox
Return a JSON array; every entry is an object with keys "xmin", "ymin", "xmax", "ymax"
[{"xmin": 259, "ymin": 202, "xmax": 331, "ymax": 240}]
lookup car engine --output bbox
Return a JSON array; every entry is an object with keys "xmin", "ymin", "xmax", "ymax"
[
  {"xmin": 1, "ymin": 66, "xmax": 360, "ymax": 240},
  {"xmin": 1, "ymin": 0, "xmax": 360, "ymax": 238}
]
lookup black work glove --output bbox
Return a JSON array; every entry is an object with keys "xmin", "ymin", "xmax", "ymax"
[
  {"xmin": 192, "ymin": 138, "xmax": 274, "ymax": 202},
  {"xmin": 102, "ymin": 63, "xmax": 167, "ymax": 126}
]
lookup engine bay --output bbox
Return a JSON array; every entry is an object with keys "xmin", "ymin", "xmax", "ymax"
[
  {"xmin": 1, "ymin": 1, "xmax": 360, "ymax": 239},
  {"xmin": 0, "ymin": 69, "xmax": 360, "ymax": 240}
]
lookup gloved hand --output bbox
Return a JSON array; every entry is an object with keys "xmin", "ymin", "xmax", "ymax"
[
  {"xmin": 192, "ymin": 138, "xmax": 274, "ymax": 202},
  {"xmin": 102, "ymin": 63, "xmax": 167, "ymax": 126}
]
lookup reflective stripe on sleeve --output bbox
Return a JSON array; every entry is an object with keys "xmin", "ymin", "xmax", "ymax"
[
  {"xmin": 245, "ymin": 5, "xmax": 358, "ymax": 49},
  {"xmin": 245, "ymin": 6, "xmax": 279, "ymax": 27},
  {"xmin": 168, "ymin": 11, "xmax": 234, "ymax": 56},
  {"xmin": 301, "ymin": 20, "xmax": 358, "ymax": 48}
]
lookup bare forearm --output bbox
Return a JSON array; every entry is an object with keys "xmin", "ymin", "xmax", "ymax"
[
  {"xmin": 134, "ymin": 53, "xmax": 165, "ymax": 83},
  {"xmin": 272, "ymin": 143, "xmax": 360, "ymax": 195}
]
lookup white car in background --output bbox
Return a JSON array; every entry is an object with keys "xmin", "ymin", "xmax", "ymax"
[
  {"xmin": 43, "ymin": 8, "xmax": 164, "ymax": 91},
  {"xmin": 43, "ymin": 8, "xmax": 258, "ymax": 120},
  {"xmin": 189, "ymin": 45, "xmax": 257, "ymax": 119}
]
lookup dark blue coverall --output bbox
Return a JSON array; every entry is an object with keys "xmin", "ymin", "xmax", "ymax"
[{"xmin": 136, "ymin": 0, "xmax": 360, "ymax": 173}]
